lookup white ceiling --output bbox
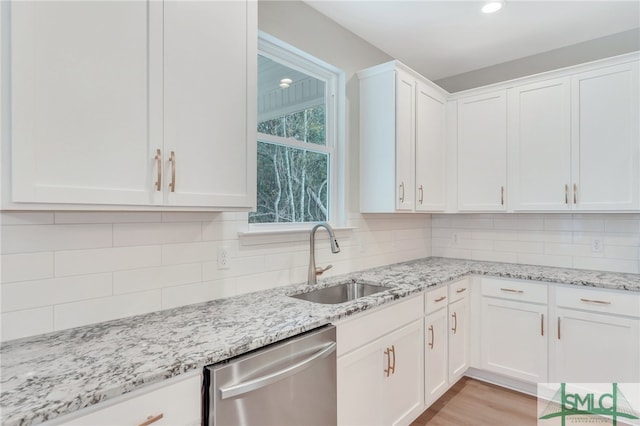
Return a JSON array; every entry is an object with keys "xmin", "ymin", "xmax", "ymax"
[{"xmin": 304, "ymin": 1, "xmax": 640, "ymax": 81}]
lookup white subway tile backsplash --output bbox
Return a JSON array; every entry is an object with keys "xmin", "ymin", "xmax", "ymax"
[
  {"xmin": 54, "ymin": 290, "xmax": 162, "ymax": 330},
  {"xmin": 1, "ymin": 252, "xmax": 54, "ymax": 283},
  {"xmin": 161, "ymin": 241, "xmax": 218, "ymax": 265},
  {"xmin": 55, "ymin": 246, "xmax": 162, "ymax": 277},
  {"xmin": 1, "ymin": 307, "xmax": 54, "ymax": 341},
  {"xmin": 432, "ymin": 213, "xmax": 639, "ymax": 274},
  {"xmin": 161, "ymin": 279, "xmax": 236, "ymax": 309},
  {"xmin": 54, "ymin": 212, "xmax": 161, "ymax": 224},
  {"xmin": 161, "ymin": 212, "xmax": 222, "ymax": 223},
  {"xmin": 1, "ymin": 273, "xmax": 112, "ymax": 312},
  {"xmin": 0, "ymin": 212, "xmax": 54, "ymax": 225},
  {"xmin": 1, "ymin": 224, "xmax": 113, "ymax": 254},
  {"xmin": 113, "ymin": 222, "xmax": 202, "ymax": 247},
  {"xmin": 113, "ymin": 264, "xmax": 201, "ymax": 294}
]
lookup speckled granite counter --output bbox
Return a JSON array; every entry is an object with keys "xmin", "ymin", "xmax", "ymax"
[{"xmin": 2, "ymin": 257, "xmax": 639, "ymax": 425}]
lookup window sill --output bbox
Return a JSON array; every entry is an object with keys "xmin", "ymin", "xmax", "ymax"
[{"xmin": 238, "ymin": 225, "xmax": 355, "ymax": 246}]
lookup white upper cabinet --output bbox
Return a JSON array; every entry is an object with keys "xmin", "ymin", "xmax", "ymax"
[
  {"xmin": 7, "ymin": 1, "xmax": 256, "ymax": 210},
  {"xmin": 10, "ymin": 1, "xmax": 159, "ymax": 206},
  {"xmin": 415, "ymin": 81, "xmax": 447, "ymax": 212},
  {"xmin": 163, "ymin": 1, "xmax": 256, "ymax": 209},
  {"xmin": 457, "ymin": 90, "xmax": 508, "ymax": 211},
  {"xmin": 359, "ymin": 61, "xmax": 447, "ymax": 213},
  {"xmin": 395, "ymin": 68, "xmax": 416, "ymax": 211},
  {"xmin": 508, "ymin": 78, "xmax": 572, "ymax": 211},
  {"xmin": 571, "ymin": 62, "xmax": 640, "ymax": 211}
]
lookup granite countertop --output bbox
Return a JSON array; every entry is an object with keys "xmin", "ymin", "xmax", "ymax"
[{"xmin": 1, "ymin": 257, "xmax": 639, "ymax": 426}]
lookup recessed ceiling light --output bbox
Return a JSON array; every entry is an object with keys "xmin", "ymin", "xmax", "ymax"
[
  {"xmin": 482, "ymin": 1, "xmax": 503, "ymax": 13},
  {"xmin": 280, "ymin": 78, "xmax": 293, "ymax": 84},
  {"xmin": 279, "ymin": 82, "xmax": 290, "ymax": 89}
]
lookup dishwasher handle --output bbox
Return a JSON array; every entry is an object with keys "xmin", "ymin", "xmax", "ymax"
[{"xmin": 219, "ymin": 342, "xmax": 336, "ymax": 400}]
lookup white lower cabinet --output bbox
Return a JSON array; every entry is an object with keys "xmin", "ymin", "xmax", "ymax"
[
  {"xmin": 424, "ymin": 279, "xmax": 470, "ymax": 407},
  {"xmin": 480, "ymin": 278, "xmax": 548, "ymax": 383},
  {"xmin": 54, "ymin": 372, "xmax": 201, "ymax": 426},
  {"xmin": 337, "ymin": 296, "xmax": 424, "ymax": 426},
  {"xmin": 550, "ymin": 287, "xmax": 640, "ymax": 384}
]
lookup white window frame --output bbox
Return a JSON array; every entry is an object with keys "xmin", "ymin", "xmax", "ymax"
[{"xmin": 249, "ymin": 32, "xmax": 346, "ymax": 232}]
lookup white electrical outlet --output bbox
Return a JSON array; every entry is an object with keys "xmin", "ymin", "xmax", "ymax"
[
  {"xmin": 591, "ymin": 239, "xmax": 603, "ymax": 253},
  {"xmin": 217, "ymin": 246, "xmax": 231, "ymax": 269}
]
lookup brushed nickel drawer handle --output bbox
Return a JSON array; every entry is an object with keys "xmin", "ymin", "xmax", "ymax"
[
  {"xmin": 573, "ymin": 183, "xmax": 577, "ymax": 204},
  {"xmin": 501, "ymin": 186, "xmax": 504, "ymax": 205},
  {"xmin": 169, "ymin": 151, "xmax": 176, "ymax": 192},
  {"xmin": 138, "ymin": 413, "xmax": 163, "ymax": 426},
  {"xmin": 428, "ymin": 325, "xmax": 434, "ymax": 350},
  {"xmin": 456, "ymin": 288, "xmax": 467, "ymax": 294},
  {"xmin": 384, "ymin": 345, "xmax": 396, "ymax": 376},
  {"xmin": 154, "ymin": 149, "xmax": 162, "ymax": 191},
  {"xmin": 451, "ymin": 312, "xmax": 458, "ymax": 334},
  {"xmin": 541, "ymin": 313, "xmax": 544, "ymax": 336},
  {"xmin": 500, "ymin": 288, "xmax": 524, "ymax": 294},
  {"xmin": 564, "ymin": 184, "xmax": 569, "ymax": 204},
  {"xmin": 580, "ymin": 298, "xmax": 611, "ymax": 305},
  {"xmin": 435, "ymin": 296, "xmax": 446, "ymax": 302},
  {"xmin": 418, "ymin": 185, "xmax": 424, "ymax": 204},
  {"xmin": 399, "ymin": 182, "xmax": 405, "ymax": 203},
  {"xmin": 557, "ymin": 317, "xmax": 561, "ymax": 340}
]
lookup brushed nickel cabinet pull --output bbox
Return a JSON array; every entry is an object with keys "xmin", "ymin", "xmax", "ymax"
[
  {"xmin": 573, "ymin": 183, "xmax": 577, "ymax": 204},
  {"xmin": 384, "ymin": 345, "xmax": 396, "ymax": 376},
  {"xmin": 451, "ymin": 312, "xmax": 458, "ymax": 334},
  {"xmin": 154, "ymin": 149, "xmax": 162, "ymax": 191},
  {"xmin": 391, "ymin": 344, "xmax": 396, "ymax": 374},
  {"xmin": 399, "ymin": 182, "xmax": 405, "ymax": 203},
  {"xmin": 169, "ymin": 151, "xmax": 176, "ymax": 192},
  {"xmin": 500, "ymin": 288, "xmax": 524, "ymax": 294},
  {"xmin": 557, "ymin": 317, "xmax": 561, "ymax": 340},
  {"xmin": 428, "ymin": 325, "xmax": 434, "ymax": 350},
  {"xmin": 138, "ymin": 413, "xmax": 164, "ymax": 426},
  {"xmin": 580, "ymin": 298, "xmax": 611, "ymax": 305},
  {"xmin": 418, "ymin": 185, "xmax": 424, "ymax": 204},
  {"xmin": 565, "ymin": 184, "xmax": 568, "ymax": 204},
  {"xmin": 435, "ymin": 296, "xmax": 446, "ymax": 303},
  {"xmin": 456, "ymin": 288, "xmax": 467, "ymax": 294},
  {"xmin": 500, "ymin": 186, "xmax": 505, "ymax": 205},
  {"xmin": 541, "ymin": 313, "xmax": 544, "ymax": 336}
]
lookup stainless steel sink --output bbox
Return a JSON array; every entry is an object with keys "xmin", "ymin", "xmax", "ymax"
[{"xmin": 289, "ymin": 280, "xmax": 389, "ymax": 304}]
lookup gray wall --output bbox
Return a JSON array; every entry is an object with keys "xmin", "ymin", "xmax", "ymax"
[
  {"xmin": 435, "ymin": 28, "xmax": 640, "ymax": 92},
  {"xmin": 258, "ymin": 0, "xmax": 392, "ymax": 213}
]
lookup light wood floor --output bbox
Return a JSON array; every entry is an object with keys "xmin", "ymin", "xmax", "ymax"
[{"xmin": 410, "ymin": 377, "xmax": 537, "ymax": 426}]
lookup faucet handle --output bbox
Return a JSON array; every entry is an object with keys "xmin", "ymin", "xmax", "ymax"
[{"xmin": 315, "ymin": 264, "xmax": 333, "ymax": 276}]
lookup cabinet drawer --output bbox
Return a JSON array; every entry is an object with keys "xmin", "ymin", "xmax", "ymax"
[
  {"xmin": 425, "ymin": 286, "xmax": 449, "ymax": 314},
  {"xmin": 57, "ymin": 373, "xmax": 201, "ymax": 426},
  {"xmin": 481, "ymin": 277, "xmax": 547, "ymax": 304},
  {"xmin": 337, "ymin": 295, "xmax": 423, "ymax": 356},
  {"xmin": 555, "ymin": 286, "xmax": 640, "ymax": 318},
  {"xmin": 448, "ymin": 278, "xmax": 470, "ymax": 303}
]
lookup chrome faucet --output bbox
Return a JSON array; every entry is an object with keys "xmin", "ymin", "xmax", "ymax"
[{"xmin": 308, "ymin": 222, "xmax": 341, "ymax": 285}]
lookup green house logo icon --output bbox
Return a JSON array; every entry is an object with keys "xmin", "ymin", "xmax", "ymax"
[{"xmin": 539, "ymin": 383, "xmax": 640, "ymax": 426}]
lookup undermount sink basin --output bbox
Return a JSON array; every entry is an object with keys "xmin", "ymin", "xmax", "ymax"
[{"xmin": 290, "ymin": 280, "xmax": 389, "ymax": 304}]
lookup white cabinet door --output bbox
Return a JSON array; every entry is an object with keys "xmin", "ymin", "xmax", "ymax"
[
  {"xmin": 552, "ymin": 308, "xmax": 640, "ymax": 383},
  {"xmin": 163, "ymin": 0, "xmax": 256, "ymax": 209},
  {"xmin": 571, "ymin": 62, "xmax": 640, "ymax": 210},
  {"xmin": 481, "ymin": 297, "xmax": 548, "ymax": 383},
  {"xmin": 509, "ymin": 78, "xmax": 572, "ymax": 211},
  {"xmin": 383, "ymin": 320, "xmax": 424, "ymax": 426},
  {"xmin": 457, "ymin": 90, "xmax": 508, "ymax": 211},
  {"xmin": 395, "ymin": 69, "xmax": 416, "ymax": 211},
  {"xmin": 58, "ymin": 373, "xmax": 201, "ymax": 426},
  {"xmin": 337, "ymin": 320, "xmax": 423, "ymax": 426},
  {"xmin": 415, "ymin": 82, "xmax": 446, "ymax": 212},
  {"xmin": 337, "ymin": 340, "xmax": 384, "ymax": 426},
  {"xmin": 448, "ymin": 297, "xmax": 469, "ymax": 383},
  {"xmin": 425, "ymin": 308, "xmax": 448, "ymax": 406},
  {"xmin": 10, "ymin": 1, "xmax": 162, "ymax": 206}
]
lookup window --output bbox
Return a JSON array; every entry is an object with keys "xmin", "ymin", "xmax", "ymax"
[{"xmin": 250, "ymin": 33, "xmax": 344, "ymax": 227}]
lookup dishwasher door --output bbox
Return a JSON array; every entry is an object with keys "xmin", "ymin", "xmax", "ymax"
[{"xmin": 203, "ymin": 325, "xmax": 336, "ymax": 426}]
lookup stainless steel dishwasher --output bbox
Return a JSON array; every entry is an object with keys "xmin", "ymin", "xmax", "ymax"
[{"xmin": 202, "ymin": 325, "xmax": 336, "ymax": 426}]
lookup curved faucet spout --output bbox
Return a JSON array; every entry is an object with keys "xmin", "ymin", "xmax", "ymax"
[{"xmin": 308, "ymin": 222, "xmax": 341, "ymax": 285}]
